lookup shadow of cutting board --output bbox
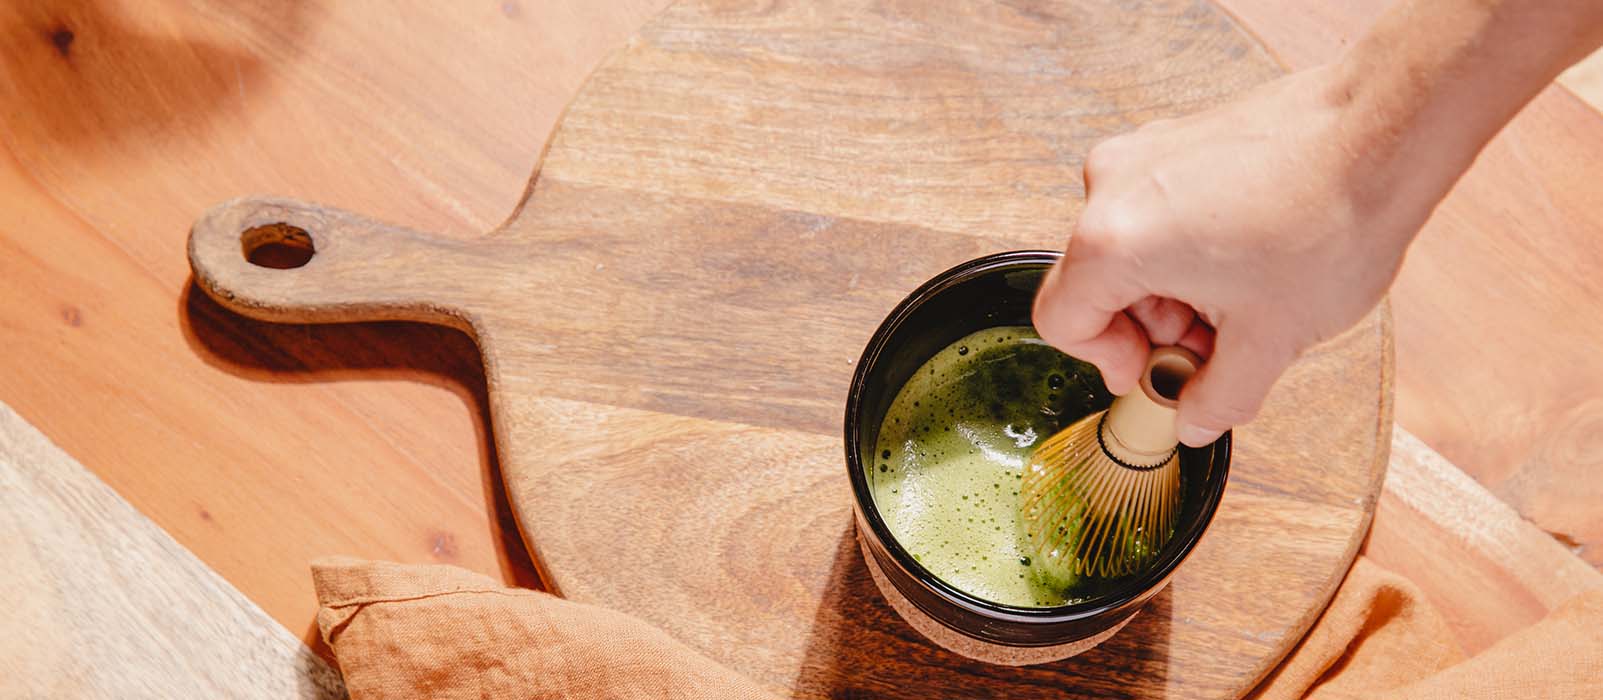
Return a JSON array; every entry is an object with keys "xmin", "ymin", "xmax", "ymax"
[{"xmin": 188, "ymin": 0, "xmax": 1391, "ymax": 697}]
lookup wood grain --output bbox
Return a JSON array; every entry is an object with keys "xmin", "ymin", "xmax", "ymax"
[
  {"xmin": 1367, "ymin": 427, "xmax": 1603, "ymax": 655},
  {"xmin": 4, "ymin": 0, "xmax": 1602, "ymax": 675},
  {"xmin": 0, "ymin": 402, "xmax": 346, "ymax": 699},
  {"xmin": 0, "ymin": 0, "xmax": 670, "ymax": 642},
  {"xmin": 186, "ymin": 2, "xmax": 1391, "ymax": 697}
]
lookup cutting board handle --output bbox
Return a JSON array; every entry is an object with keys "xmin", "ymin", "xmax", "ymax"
[{"xmin": 188, "ymin": 197, "xmax": 483, "ymax": 332}]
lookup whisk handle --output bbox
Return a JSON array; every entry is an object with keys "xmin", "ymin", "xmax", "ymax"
[{"xmin": 1102, "ymin": 346, "xmax": 1201, "ymax": 465}]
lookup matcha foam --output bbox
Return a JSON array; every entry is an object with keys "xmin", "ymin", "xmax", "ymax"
[{"xmin": 870, "ymin": 326, "xmax": 1112, "ymax": 607}]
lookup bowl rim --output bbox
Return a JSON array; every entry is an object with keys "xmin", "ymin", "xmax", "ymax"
[{"xmin": 843, "ymin": 249, "xmax": 1232, "ymax": 627}]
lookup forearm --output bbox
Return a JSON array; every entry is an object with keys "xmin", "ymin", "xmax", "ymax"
[{"xmin": 1325, "ymin": 0, "xmax": 1603, "ymax": 220}]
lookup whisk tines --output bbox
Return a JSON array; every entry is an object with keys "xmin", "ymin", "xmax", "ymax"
[{"xmin": 1019, "ymin": 346, "xmax": 1199, "ymax": 579}]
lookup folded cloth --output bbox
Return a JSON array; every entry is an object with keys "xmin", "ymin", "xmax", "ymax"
[
  {"xmin": 1256, "ymin": 557, "xmax": 1603, "ymax": 699},
  {"xmin": 1252, "ymin": 557, "xmax": 1463, "ymax": 699},
  {"xmin": 311, "ymin": 557, "xmax": 779, "ymax": 700},
  {"xmin": 312, "ymin": 555, "xmax": 1603, "ymax": 699}
]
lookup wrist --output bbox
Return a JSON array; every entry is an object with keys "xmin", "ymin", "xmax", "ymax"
[
  {"xmin": 1305, "ymin": 59, "xmax": 1460, "ymax": 246},
  {"xmin": 1314, "ymin": 30, "xmax": 1516, "ymax": 245},
  {"xmin": 1322, "ymin": 1, "xmax": 1603, "ymax": 220}
]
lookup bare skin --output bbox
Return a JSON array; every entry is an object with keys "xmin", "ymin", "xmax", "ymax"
[{"xmin": 1033, "ymin": 0, "xmax": 1603, "ymax": 447}]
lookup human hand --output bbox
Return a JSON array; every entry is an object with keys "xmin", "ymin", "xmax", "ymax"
[{"xmin": 1032, "ymin": 66, "xmax": 1451, "ymax": 447}]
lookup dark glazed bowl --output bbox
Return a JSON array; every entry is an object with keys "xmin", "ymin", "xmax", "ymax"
[{"xmin": 843, "ymin": 250, "xmax": 1231, "ymax": 664}]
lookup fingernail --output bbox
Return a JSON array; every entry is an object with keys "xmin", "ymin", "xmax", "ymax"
[{"xmin": 1177, "ymin": 423, "xmax": 1220, "ymax": 448}]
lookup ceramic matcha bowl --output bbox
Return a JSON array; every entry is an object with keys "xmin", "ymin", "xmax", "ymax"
[{"xmin": 843, "ymin": 250, "xmax": 1231, "ymax": 665}]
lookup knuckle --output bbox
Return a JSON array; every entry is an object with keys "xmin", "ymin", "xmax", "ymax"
[
  {"xmin": 1032, "ymin": 312, "xmax": 1077, "ymax": 349},
  {"xmin": 1084, "ymin": 138, "xmax": 1126, "ymax": 177},
  {"xmin": 1075, "ymin": 202, "xmax": 1146, "ymax": 257}
]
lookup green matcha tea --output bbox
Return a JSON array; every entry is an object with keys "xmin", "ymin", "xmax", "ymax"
[{"xmin": 870, "ymin": 326, "xmax": 1114, "ymax": 607}]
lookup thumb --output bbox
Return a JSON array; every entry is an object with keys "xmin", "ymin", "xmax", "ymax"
[
  {"xmin": 1174, "ymin": 327, "xmax": 1295, "ymax": 447},
  {"xmin": 1032, "ymin": 252, "xmax": 1148, "ymax": 395}
]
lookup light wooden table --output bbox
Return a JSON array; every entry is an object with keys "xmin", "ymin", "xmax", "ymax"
[{"xmin": 2, "ymin": 0, "xmax": 1601, "ymax": 675}]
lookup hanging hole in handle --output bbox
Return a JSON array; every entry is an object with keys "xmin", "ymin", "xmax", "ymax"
[{"xmin": 241, "ymin": 222, "xmax": 315, "ymax": 269}]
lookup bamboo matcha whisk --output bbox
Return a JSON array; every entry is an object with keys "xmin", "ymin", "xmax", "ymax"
[{"xmin": 1020, "ymin": 346, "xmax": 1201, "ymax": 579}]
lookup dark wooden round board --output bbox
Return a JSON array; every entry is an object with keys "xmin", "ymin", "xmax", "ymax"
[{"xmin": 189, "ymin": 1, "xmax": 1392, "ymax": 697}]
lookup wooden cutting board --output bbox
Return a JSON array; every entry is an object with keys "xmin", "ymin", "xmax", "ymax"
[{"xmin": 188, "ymin": 0, "xmax": 1391, "ymax": 697}]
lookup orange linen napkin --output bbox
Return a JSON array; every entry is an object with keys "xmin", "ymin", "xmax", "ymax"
[
  {"xmin": 311, "ymin": 557, "xmax": 779, "ymax": 700},
  {"xmin": 312, "ymin": 555, "xmax": 1603, "ymax": 699}
]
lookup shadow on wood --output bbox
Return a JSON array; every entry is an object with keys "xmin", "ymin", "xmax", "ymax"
[
  {"xmin": 0, "ymin": 0, "xmax": 312, "ymax": 152},
  {"xmin": 177, "ymin": 281, "xmax": 543, "ymax": 599},
  {"xmin": 793, "ymin": 523, "xmax": 1171, "ymax": 698}
]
